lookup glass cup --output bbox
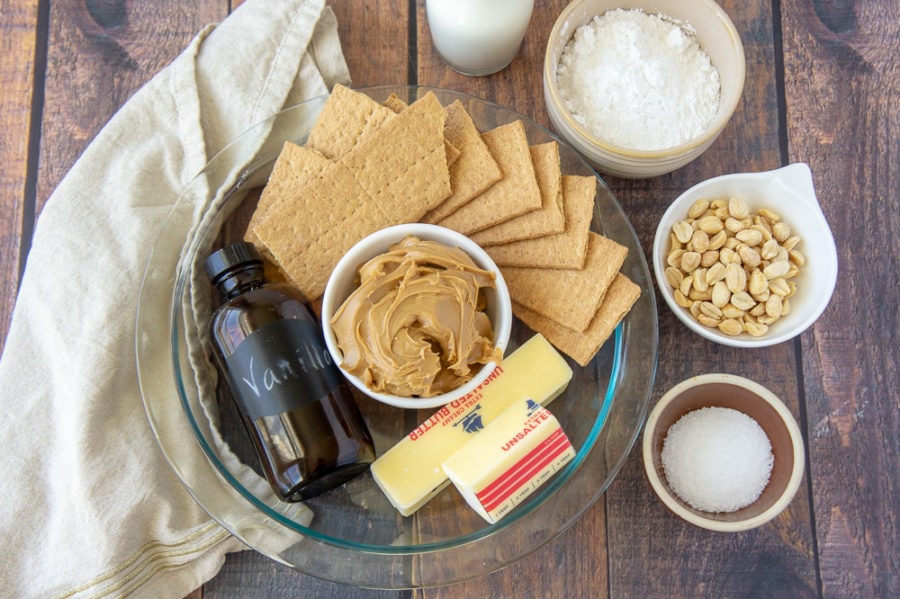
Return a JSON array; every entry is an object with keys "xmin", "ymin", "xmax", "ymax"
[{"xmin": 426, "ymin": 0, "xmax": 535, "ymax": 76}]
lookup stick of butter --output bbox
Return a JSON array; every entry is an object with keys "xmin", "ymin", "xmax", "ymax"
[
  {"xmin": 370, "ymin": 334, "xmax": 573, "ymax": 516},
  {"xmin": 442, "ymin": 399, "xmax": 575, "ymax": 523}
]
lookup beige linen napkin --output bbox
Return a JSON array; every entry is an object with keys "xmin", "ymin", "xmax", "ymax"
[{"xmin": 0, "ymin": 1, "xmax": 349, "ymax": 597}]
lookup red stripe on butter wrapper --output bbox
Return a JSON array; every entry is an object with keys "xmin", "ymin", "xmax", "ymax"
[{"xmin": 477, "ymin": 428, "xmax": 573, "ymax": 513}]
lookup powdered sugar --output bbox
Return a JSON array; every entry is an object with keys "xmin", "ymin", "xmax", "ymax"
[{"xmin": 556, "ymin": 8, "xmax": 721, "ymax": 151}]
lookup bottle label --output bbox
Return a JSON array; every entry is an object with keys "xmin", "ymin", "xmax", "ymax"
[{"xmin": 223, "ymin": 318, "xmax": 344, "ymax": 421}]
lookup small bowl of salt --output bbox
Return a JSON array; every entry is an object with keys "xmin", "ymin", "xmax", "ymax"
[
  {"xmin": 642, "ymin": 373, "xmax": 805, "ymax": 532},
  {"xmin": 543, "ymin": 0, "xmax": 745, "ymax": 178}
]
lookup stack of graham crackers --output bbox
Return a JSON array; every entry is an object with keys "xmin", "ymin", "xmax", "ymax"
[{"xmin": 245, "ymin": 85, "xmax": 640, "ymax": 366}]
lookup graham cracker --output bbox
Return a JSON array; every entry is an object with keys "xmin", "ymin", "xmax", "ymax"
[
  {"xmin": 501, "ymin": 232, "xmax": 629, "ymax": 332},
  {"xmin": 245, "ymin": 141, "xmax": 332, "ymax": 242},
  {"xmin": 251, "ymin": 92, "xmax": 450, "ymax": 300},
  {"xmin": 382, "ymin": 93, "xmax": 408, "ymax": 113},
  {"xmin": 483, "ymin": 174, "xmax": 595, "ymax": 269},
  {"xmin": 470, "ymin": 142, "xmax": 565, "ymax": 246},
  {"xmin": 341, "ymin": 92, "xmax": 452, "ymax": 220},
  {"xmin": 252, "ymin": 160, "xmax": 389, "ymax": 301},
  {"xmin": 445, "ymin": 139, "xmax": 462, "ymax": 166},
  {"xmin": 306, "ymin": 83, "xmax": 396, "ymax": 160},
  {"xmin": 436, "ymin": 119, "xmax": 542, "ymax": 235},
  {"xmin": 422, "ymin": 102, "xmax": 506, "ymax": 223},
  {"xmin": 384, "ymin": 94, "xmax": 461, "ymax": 166},
  {"xmin": 244, "ymin": 143, "xmax": 329, "ymax": 285},
  {"xmin": 513, "ymin": 273, "xmax": 641, "ymax": 366}
]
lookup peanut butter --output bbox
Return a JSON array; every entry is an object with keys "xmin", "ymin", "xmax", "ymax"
[{"xmin": 330, "ymin": 236, "xmax": 501, "ymax": 398}]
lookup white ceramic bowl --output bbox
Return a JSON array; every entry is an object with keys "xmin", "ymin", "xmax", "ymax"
[
  {"xmin": 544, "ymin": 0, "xmax": 745, "ymax": 178},
  {"xmin": 321, "ymin": 223, "xmax": 513, "ymax": 410},
  {"xmin": 642, "ymin": 373, "xmax": 805, "ymax": 532},
  {"xmin": 653, "ymin": 163, "xmax": 838, "ymax": 347}
]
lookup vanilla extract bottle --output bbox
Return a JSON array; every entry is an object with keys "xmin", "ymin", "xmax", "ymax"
[{"xmin": 205, "ymin": 242, "xmax": 375, "ymax": 501}]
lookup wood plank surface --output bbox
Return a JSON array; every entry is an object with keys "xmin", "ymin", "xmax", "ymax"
[
  {"xmin": 780, "ymin": 1, "xmax": 900, "ymax": 597},
  {"xmin": 0, "ymin": 0, "xmax": 40, "ymax": 354},
  {"xmin": 0, "ymin": 0, "xmax": 896, "ymax": 597},
  {"xmin": 35, "ymin": 0, "xmax": 225, "ymax": 215}
]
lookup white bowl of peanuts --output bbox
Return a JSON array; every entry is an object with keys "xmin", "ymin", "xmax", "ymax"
[{"xmin": 653, "ymin": 163, "xmax": 838, "ymax": 347}]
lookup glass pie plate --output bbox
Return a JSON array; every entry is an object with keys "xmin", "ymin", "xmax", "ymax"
[{"xmin": 136, "ymin": 85, "xmax": 658, "ymax": 589}]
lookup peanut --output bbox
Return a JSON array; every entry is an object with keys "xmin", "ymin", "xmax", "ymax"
[
  {"xmin": 722, "ymin": 304, "xmax": 746, "ymax": 320},
  {"xmin": 708, "ymin": 230, "xmax": 728, "ymax": 251},
  {"xmin": 697, "ymin": 215, "xmax": 725, "ymax": 235},
  {"xmin": 681, "ymin": 251, "xmax": 702, "ymax": 273},
  {"xmin": 673, "ymin": 220, "xmax": 694, "ymax": 244},
  {"xmin": 665, "ymin": 266, "xmax": 684, "ymax": 289},
  {"xmin": 729, "ymin": 197, "xmax": 750, "ymax": 219},
  {"xmin": 711, "ymin": 280, "xmax": 731, "ymax": 308},
  {"xmin": 691, "ymin": 230, "xmax": 710, "ymax": 253},
  {"xmin": 749, "ymin": 268, "xmax": 768, "ymax": 296},
  {"xmin": 738, "ymin": 244, "xmax": 762, "ymax": 268},
  {"xmin": 688, "ymin": 199, "xmax": 710, "ymax": 219},
  {"xmin": 692, "ymin": 268, "xmax": 710, "ymax": 292},
  {"xmin": 706, "ymin": 262, "xmax": 727, "ymax": 285},
  {"xmin": 664, "ymin": 199, "xmax": 803, "ymax": 337},
  {"xmin": 736, "ymin": 228, "xmax": 764, "ymax": 247},
  {"xmin": 765, "ymin": 293, "xmax": 784, "ymax": 318},
  {"xmin": 772, "ymin": 221, "xmax": 791, "ymax": 242},
  {"xmin": 725, "ymin": 263, "xmax": 747, "ymax": 293},
  {"xmin": 726, "ymin": 217, "xmax": 747, "ymax": 234},
  {"xmin": 764, "ymin": 260, "xmax": 791, "ymax": 279},
  {"xmin": 744, "ymin": 320, "xmax": 769, "ymax": 337},
  {"xmin": 718, "ymin": 318, "xmax": 744, "ymax": 336},
  {"xmin": 700, "ymin": 250, "xmax": 720, "ymax": 268}
]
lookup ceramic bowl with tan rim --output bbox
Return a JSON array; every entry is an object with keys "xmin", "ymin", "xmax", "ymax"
[
  {"xmin": 543, "ymin": 0, "xmax": 745, "ymax": 178},
  {"xmin": 321, "ymin": 223, "xmax": 513, "ymax": 410},
  {"xmin": 642, "ymin": 373, "xmax": 805, "ymax": 532}
]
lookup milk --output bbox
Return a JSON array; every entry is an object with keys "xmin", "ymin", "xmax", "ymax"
[{"xmin": 426, "ymin": 0, "xmax": 534, "ymax": 76}]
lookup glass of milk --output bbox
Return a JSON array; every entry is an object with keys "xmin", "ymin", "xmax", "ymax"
[{"xmin": 426, "ymin": 0, "xmax": 534, "ymax": 76}]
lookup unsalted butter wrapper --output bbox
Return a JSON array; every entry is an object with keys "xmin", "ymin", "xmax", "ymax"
[
  {"xmin": 442, "ymin": 399, "xmax": 575, "ymax": 523},
  {"xmin": 370, "ymin": 333, "xmax": 573, "ymax": 516}
]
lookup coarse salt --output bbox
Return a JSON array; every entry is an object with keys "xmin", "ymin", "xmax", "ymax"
[
  {"xmin": 661, "ymin": 406, "xmax": 773, "ymax": 513},
  {"xmin": 556, "ymin": 8, "xmax": 721, "ymax": 150}
]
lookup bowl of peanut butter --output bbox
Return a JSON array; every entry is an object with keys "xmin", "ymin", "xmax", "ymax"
[{"xmin": 321, "ymin": 223, "xmax": 513, "ymax": 409}]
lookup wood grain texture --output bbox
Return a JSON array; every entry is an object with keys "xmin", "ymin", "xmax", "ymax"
[
  {"xmin": 780, "ymin": 0, "xmax": 900, "ymax": 597},
  {"xmin": 414, "ymin": 499, "xmax": 609, "ymax": 599},
  {"xmin": 202, "ymin": 548, "xmax": 405, "ymax": 599},
  {"xmin": 334, "ymin": 0, "xmax": 409, "ymax": 87},
  {"xmin": 35, "ymin": 0, "xmax": 223, "ymax": 215},
  {"xmin": 0, "ymin": 0, "xmax": 39, "ymax": 354}
]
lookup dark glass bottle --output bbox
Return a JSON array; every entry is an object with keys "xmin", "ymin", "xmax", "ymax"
[{"xmin": 205, "ymin": 242, "xmax": 375, "ymax": 501}]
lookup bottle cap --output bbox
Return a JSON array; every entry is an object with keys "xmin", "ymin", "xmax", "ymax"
[{"xmin": 205, "ymin": 242, "xmax": 263, "ymax": 284}]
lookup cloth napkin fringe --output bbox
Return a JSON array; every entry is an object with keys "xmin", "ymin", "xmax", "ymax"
[{"xmin": 51, "ymin": 522, "xmax": 233, "ymax": 599}]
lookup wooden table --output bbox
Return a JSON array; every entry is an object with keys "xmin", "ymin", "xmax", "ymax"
[{"xmin": 2, "ymin": 1, "xmax": 896, "ymax": 597}]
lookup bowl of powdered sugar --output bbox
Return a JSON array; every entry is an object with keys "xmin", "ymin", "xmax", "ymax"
[
  {"xmin": 544, "ymin": 0, "xmax": 745, "ymax": 178},
  {"xmin": 641, "ymin": 373, "xmax": 805, "ymax": 532}
]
